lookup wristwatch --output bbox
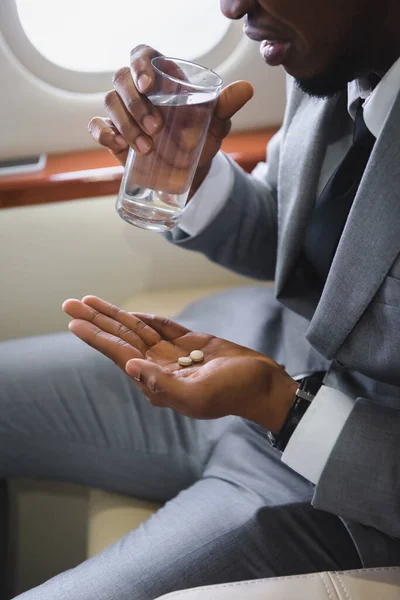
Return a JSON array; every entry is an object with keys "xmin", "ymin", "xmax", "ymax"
[{"xmin": 268, "ymin": 375, "xmax": 324, "ymax": 452}]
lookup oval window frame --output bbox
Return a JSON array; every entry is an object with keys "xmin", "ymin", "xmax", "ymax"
[{"xmin": 0, "ymin": 0, "xmax": 243, "ymax": 94}]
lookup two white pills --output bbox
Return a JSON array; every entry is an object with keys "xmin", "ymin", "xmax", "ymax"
[{"xmin": 178, "ymin": 350, "xmax": 204, "ymax": 367}]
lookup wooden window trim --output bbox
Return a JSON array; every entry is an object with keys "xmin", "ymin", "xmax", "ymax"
[{"xmin": 0, "ymin": 127, "xmax": 278, "ymax": 209}]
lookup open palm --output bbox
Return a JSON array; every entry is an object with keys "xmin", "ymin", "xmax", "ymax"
[{"xmin": 62, "ymin": 296, "xmax": 296, "ymax": 429}]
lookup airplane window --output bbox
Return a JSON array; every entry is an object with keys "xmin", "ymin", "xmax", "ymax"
[{"xmin": 15, "ymin": 0, "xmax": 231, "ymax": 72}]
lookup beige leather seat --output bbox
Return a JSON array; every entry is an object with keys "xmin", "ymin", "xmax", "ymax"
[
  {"xmin": 86, "ymin": 286, "xmax": 400, "ymax": 599},
  {"xmin": 87, "ymin": 492, "xmax": 400, "ymax": 599},
  {"xmin": 87, "ymin": 495, "xmax": 399, "ymax": 599},
  {"xmin": 156, "ymin": 568, "xmax": 400, "ymax": 599}
]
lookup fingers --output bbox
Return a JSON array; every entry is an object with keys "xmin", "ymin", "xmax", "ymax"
[
  {"xmin": 130, "ymin": 46, "xmax": 188, "ymax": 93},
  {"xmin": 126, "ymin": 359, "xmax": 183, "ymax": 406},
  {"xmin": 113, "ymin": 66, "xmax": 162, "ymax": 137},
  {"xmin": 88, "ymin": 117, "xmax": 129, "ymax": 165},
  {"xmin": 104, "ymin": 89, "xmax": 154, "ymax": 155},
  {"xmin": 62, "ymin": 299, "xmax": 149, "ymax": 355},
  {"xmin": 90, "ymin": 45, "xmax": 165, "ymax": 158},
  {"xmin": 215, "ymin": 81, "xmax": 254, "ymax": 121},
  {"xmin": 125, "ymin": 357, "xmax": 211, "ymax": 417},
  {"xmin": 68, "ymin": 319, "xmax": 141, "ymax": 369},
  {"xmin": 130, "ymin": 44, "xmax": 161, "ymax": 94},
  {"xmin": 111, "ymin": 45, "xmax": 164, "ymax": 144},
  {"xmin": 133, "ymin": 314, "xmax": 191, "ymax": 341},
  {"xmin": 81, "ymin": 296, "xmax": 162, "ymax": 347}
]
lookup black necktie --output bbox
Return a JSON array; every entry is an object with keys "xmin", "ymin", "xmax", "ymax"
[{"xmin": 303, "ymin": 100, "xmax": 376, "ymax": 284}]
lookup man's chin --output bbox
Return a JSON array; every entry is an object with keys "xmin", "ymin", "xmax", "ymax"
[
  {"xmin": 295, "ymin": 76, "xmax": 347, "ymax": 99},
  {"xmin": 292, "ymin": 56, "xmax": 359, "ymax": 99}
]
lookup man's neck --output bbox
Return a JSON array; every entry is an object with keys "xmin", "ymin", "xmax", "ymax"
[{"xmin": 368, "ymin": 5, "xmax": 400, "ymax": 74}]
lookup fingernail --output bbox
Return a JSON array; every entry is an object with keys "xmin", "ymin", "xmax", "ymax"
[
  {"xmin": 115, "ymin": 135, "xmax": 128, "ymax": 148},
  {"xmin": 143, "ymin": 115, "xmax": 160, "ymax": 135},
  {"xmin": 138, "ymin": 74, "xmax": 151, "ymax": 93},
  {"xmin": 136, "ymin": 136, "xmax": 152, "ymax": 154}
]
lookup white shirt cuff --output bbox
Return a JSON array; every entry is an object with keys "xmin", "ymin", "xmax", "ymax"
[
  {"xmin": 179, "ymin": 152, "xmax": 234, "ymax": 237},
  {"xmin": 281, "ymin": 385, "xmax": 355, "ymax": 485}
]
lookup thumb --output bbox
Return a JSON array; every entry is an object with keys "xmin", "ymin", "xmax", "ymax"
[
  {"xmin": 215, "ymin": 80, "xmax": 254, "ymax": 121},
  {"xmin": 126, "ymin": 359, "xmax": 176, "ymax": 396}
]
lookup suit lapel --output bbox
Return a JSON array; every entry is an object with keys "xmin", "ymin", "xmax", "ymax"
[
  {"xmin": 275, "ymin": 91, "xmax": 347, "ymax": 297},
  {"xmin": 307, "ymin": 90, "xmax": 400, "ymax": 358}
]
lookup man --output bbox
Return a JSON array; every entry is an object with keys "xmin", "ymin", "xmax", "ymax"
[{"xmin": 1, "ymin": 0, "xmax": 400, "ymax": 598}]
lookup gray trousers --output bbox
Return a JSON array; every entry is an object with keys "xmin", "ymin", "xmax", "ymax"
[{"xmin": 0, "ymin": 289, "xmax": 361, "ymax": 600}]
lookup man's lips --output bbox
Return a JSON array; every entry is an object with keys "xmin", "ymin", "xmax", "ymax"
[
  {"xmin": 260, "ymin": 40, "xmax": 292, "ymax": 67},
  {"xmin": 244, "ymin": 25, "xmax": 290, "ymax": 44},
  {"xmin": 244, "ymin": 26, "xmax": 292, "ymax": 67}
]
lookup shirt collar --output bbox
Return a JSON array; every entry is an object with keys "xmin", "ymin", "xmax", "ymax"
[{"xmin": 347, "ymin": 55, "xmax": 400, "ymax": 138}]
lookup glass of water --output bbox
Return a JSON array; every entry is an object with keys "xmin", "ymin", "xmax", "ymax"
[{"xmin": 116, "ymin": 57, "xmax": 223, "ymax": 231}]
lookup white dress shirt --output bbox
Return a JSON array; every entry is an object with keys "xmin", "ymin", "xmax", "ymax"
[{"xmin": 179, "ymin": 56, "xmax": 400, "ymax": 485}]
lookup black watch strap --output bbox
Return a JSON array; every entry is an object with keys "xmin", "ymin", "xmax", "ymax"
[{"xmin": 268, "ymin": 375, "xmax": 324, "ymax": 452}]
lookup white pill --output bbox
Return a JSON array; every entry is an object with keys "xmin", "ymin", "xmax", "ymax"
[
  {"xmin": 178, "ymin": 356, "xmax": 193, "ymax": 367},
  {"xmin": 190, "ymin": 350, "xmax": 204, "ymax": 363}
]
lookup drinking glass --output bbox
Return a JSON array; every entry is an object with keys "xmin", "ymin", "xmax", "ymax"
[{"xmin": 116, "ymin": 57, "xmax": 223, "ymax": 231}]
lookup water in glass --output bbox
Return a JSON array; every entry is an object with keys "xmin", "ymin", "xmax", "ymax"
[{"xmin": 116, "ymin": 91, "xmax": 217, "ymax": 231}]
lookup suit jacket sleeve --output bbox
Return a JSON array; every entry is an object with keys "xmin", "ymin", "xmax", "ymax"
[
  {"xmin": 312, "ymin": 396, "xmax": 400, "ymax": 538},
  {"xmin": 165, "ymin": 129, "xmax": 282, "ymax": 282}
]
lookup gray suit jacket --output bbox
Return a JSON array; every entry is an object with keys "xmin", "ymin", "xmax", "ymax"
[{"xmin": 167, "ymin": 78, "xmax": 400, "ymax": 567}]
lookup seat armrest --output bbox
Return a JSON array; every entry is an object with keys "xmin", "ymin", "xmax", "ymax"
[{"xmin": 155, "ymin": 568, "xmax": 400, "ymax": 600}]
